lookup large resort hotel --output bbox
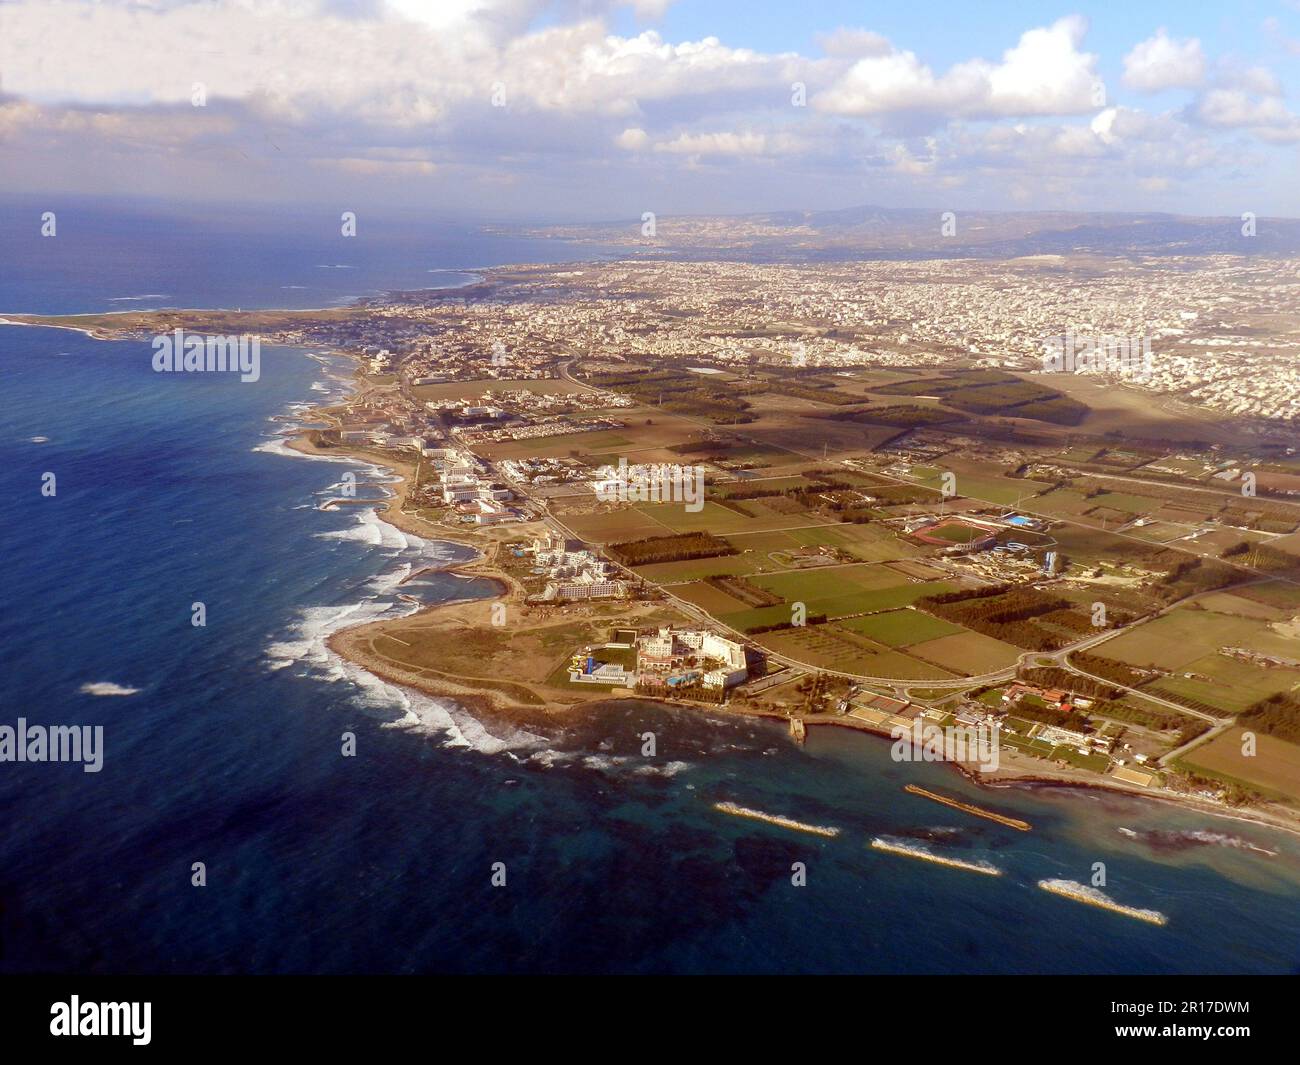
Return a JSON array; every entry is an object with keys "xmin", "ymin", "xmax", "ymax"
[{"xmin": 570, "ymin": 626, "xmax": 749, "ymax": 693}]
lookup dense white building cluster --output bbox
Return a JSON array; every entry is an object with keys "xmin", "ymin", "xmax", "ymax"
[
  {"xmin": 529, "ymin": 532, "xmax": 628, "ymax": 601},
  {"xmin": 637, "ymin": 626, "xmax": 748, "ymax": 689},
  {"xmin": 425, "ymin": 447, "xmax": 517, "ymax": 524}
]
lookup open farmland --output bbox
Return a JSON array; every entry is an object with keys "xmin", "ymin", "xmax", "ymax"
[
  {"xmin": 720, "ymin": 579, "xmax": 956, "ymax": 631},
  {"xmin": 1100, "ymin": 606, "xmax": 1300, "ymax": 671},
  {"xmin": 836, "ymin": 609, "xmax": 964, "ymax": 647},
  {"xmin": 633, "ymin": 500, "xmax": 839, "ymax": 534},
  {"xmin": 755, "ymin": 626, "xmax": 959, "ymax": 680},
  {"xmin": 631, "ymin": 553, "xmax": 756, "ymax": 582},
  {"xmin": 905, "ymin": 630, "xmax": 1025, "ymax": 674},
  {"xmin": 1181, "ymin": 728, "xmax": 1300, "ymax": 803},
  {"xmin": 558, "ymin": 507, "xmax": 672, "ymax": 542}
]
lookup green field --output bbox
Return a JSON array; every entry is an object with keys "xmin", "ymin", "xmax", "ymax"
[
  {"xmin": 633, "ymin": 500, "xmax": 834, "ymax": 534},
  {"xmin": 1087, "ymin": 490, "xmax": 1164, "ymax": 515},
  {"xmin": 1102, "ymin": 607, "xmax": 1300, "ymax": 671},
  {"xmin": 750, "ymin": 564, "xmax": 910, "ymax": 601},
  {"xmin": 722, "ymin": 580, "xmax": 955, "ymax": 631},
  {"xmin": 1032, "ymin": 489, "xmax": 1099, "ymax": 517},
  {"xmin": 632, "ymin": 553, "xmax": 757, "ymax": 583},
  {"xmin": 670, "ymin": 583, "xmax": 752, "ymax": 614},
  {"xmin": 479, "ymin": 429, "xmax": 635, "ymax": 459},
  {"xmin": 1194, "ymin": 590, "xmax": 1288, "ymax": 620},
  {"xmin": 905, "ymin": 630, "xmax": 1023, "ymax": 674},
  {"xmin": 914, "ymin": 471, "xmax": 1050, "ymax": 507},
  {"xmin": 835, "ymin": 609, "xmax": 963, "ymax": 647},
  {"xmin": 785, "ymin": 523, "xmax": 922, "ymax": 561},
  {"xmin": 1180, "ymin": 727, "xmax": 1300, "ymax": 802},
  {"xmin": 756, "ymin": 626, "xmax": 958, "ymax": 679},
  {"xmin": 1145, "ymin": 658, "xmax": 1300, "ymax": 714},
  {"xmin": 926, "ymin": 522, "xmax": 986, "ymax": 543},
  {"xmin": 724, "ymin": 530, "xmax": 801, "ymax": 553},
  {"xmin": 561, "ymin": 508, "xmax": 672, "ymax": 542}
]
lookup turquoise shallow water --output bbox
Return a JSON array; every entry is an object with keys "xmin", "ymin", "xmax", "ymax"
[{"xmin": 1, "ymin": 204, "xmax": 1298, "ymax": 973}]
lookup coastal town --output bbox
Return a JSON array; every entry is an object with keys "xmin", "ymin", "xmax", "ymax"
[{"xmin": 14, "ymin": 255, "xmax": 1300, "ymax": 832}]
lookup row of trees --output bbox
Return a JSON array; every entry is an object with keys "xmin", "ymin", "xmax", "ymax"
[
  {"xmin": 1221, "ymin": 541, "xmax": 1300, "ymax": 572},
  {"xmin": 607, "ymin": 532, "xmax": 735, "ymax": 567},
  {"xmin": 919, "ymin": 586, "xmax": 1079, "ymax": 651},
  {"xmin": 1238, "ymin": 692, "xmax": 1300, "ymax": 743}
]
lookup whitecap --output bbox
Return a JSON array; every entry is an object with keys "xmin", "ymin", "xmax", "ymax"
[
  {"xmin": 78, "ymin": 682, "xmax": 141, "ymax": 697},
  {"xmin": 633, "ymin": 760, "xmax": 691, "ymax": 778}
]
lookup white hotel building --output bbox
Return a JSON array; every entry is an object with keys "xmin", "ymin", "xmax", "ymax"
[{"xmin": 638, "ymin": 627, "xmax": 748, "ymax": 689}]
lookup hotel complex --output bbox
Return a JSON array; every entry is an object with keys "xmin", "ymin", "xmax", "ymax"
[{"xmin": 570, "ymin": 625, "xmax": 749, "ymax": 694}]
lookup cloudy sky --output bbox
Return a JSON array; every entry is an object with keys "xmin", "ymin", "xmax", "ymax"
[{"xmin": 1, "ymin": 0, "xmax": 1298, "ymax": 219}]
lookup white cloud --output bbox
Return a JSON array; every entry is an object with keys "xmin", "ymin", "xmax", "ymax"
[
  {"xmin": 816, "ymin": 28, "xmax": 892, "ymax": 59},
  {"xmin": 1191, "ymin": 88, "xmax": 1300, "ymax": 140},
  {"xmin": 1122, "ymin": 30, "xmax": 1205, "ymax": 92},
  {"xmin": 815, "ymin": 17, "xmax": 1101, "ymax": 124},
  {"xmin": 0, "ymin": 1, "xmax": 1292, "ymax": 213},
  {"xmin": 615, "ymin": 126, "xmax": 649, "ymax": 150},
  {"xmin": 652, "ymin": 130, "xmax": 800, "ymax": 156},
  {"xmin": 1216, "ymin": 65, "xmax": 1283, "ymax": 97}
]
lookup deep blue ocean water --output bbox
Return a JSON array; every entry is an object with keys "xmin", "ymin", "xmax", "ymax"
[{"xmin": 1, "ymin": 202, "xmax": 1298, "ymax": 974}]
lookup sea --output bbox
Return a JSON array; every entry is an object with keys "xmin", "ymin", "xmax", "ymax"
[{"xmin": 1, "ymin": 199, "xmax": 1297, "ymax": 974}]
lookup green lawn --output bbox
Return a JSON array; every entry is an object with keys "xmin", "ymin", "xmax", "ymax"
[{"xmin": 836, "ymin": 609, "xmax": 964, "ymax": 647}]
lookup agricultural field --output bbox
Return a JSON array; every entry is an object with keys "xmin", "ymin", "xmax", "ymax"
[
  {"xmin": 1145, "ymin": 659, "xmax": 1300, "ymax": 715},
  {"xmin": 1180, "ymin": 728, "xmax": 1300, "ymax": 803},
  {"xmin": 1032, "ymin": 488, "xmax": 1100, "ymax": 518},
  {"xmin": 411, "ymin": 378, "xmax": 587, "ymax": 401},
  {"xmin": 1193, "ymin": 589, "xmax": 1291, "ymax": 620},
  {"xmin": 1100, "ymin": 606, "xmax": 1300, "ymax": 672},
  {"xmin": 631, "ymin": 553, "xmax": 756, "ymax": 583},
  {"xmin": 1134, "ymin": 456, "xmax": 1210, "ymax": 478},
  {"xmin": 1084, "ymin": 490, "xmax": 1165, "ymax": 516},
  {"xmin": 474, "ymin": 407, "xmax": 707, "ymax": 461},
  {"xmin": 911, "ymin": 469, "xmax": 1051, "ymax": 507},
  {"xmin": 905, "ymin": 630, "xmax": 1024, "ymax": 674},
  {"xmin": 1098, "ymin": 601, "xmax": 1300, "ymax": 713},
  {"xmin": 1127, "ymin": 520, "xmax": 1193, "ymax": 544},
  {"xmin": 713, "ymin": 523, "xmax": 923, "ymax": 572},
  {"xmin": 633, "ymin": 499, "xmax": 837, "ymax": 534},
  {"xmin": 750, "ymin": 564, "xmax": 912, "ymax": 601},
  {"xmin": 836, "ymin": 609, "xmax": 964, "ymax": 647},
  {"xmin": 711, "ymin": 476, "xmax": 807, "ymax": 498},
  {"xmin": 721, "ymin": 529, "xmax": 802, "ymax": 553},
  {"xmin": 784, "ymin": 523, "xmax": 924, "ymax": 561},
  {"xmin": 1198, "ymin": 527, "xmax": 1273, "ymax": 554},
  {"xmin": 558, "ymin": 507, "xmax": 672, "ymax": 542},
  {"xmin": 720, "ymin": 578, "xmax": 955, "ymax": 631},
  {"xmin": 756, "ymin": 626, "xmax": 958, "ymax": 680},
  {"xmin": 868, "ymin": 369, "xmax": 1087, "ymax": 425},
  {"xmin": 669, "ymin": 582, "xmax": 753, "ymax": 614},
  {"xmin": 1267, "ymin": 530, "xmax": 1300, "ymax": 556},
  {"xmin": 1231, "ymin": 580, "xmax": 1300, "ymax": 611}
]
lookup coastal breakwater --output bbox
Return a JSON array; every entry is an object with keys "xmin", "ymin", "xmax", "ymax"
[
  {"xmin": 1038, "ymin": 879, "xmax": 1168, "ymax": 926},
  {"xmin": 713, "ymin": 802, "xmax": 840, "ymax": 838},
  {"xmin": 904, "ymin": 784, "xmax": 1032, "ymax": 831},
  {"xmin": 870, "ymin": 837, "xmax": 1003, "ymax": 876}
]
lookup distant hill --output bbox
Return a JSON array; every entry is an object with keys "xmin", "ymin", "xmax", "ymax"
[{"xmin": 508, "ymin": 204, "xmax": 1300, "ymax": 260}]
